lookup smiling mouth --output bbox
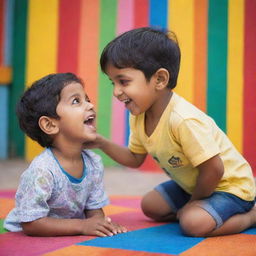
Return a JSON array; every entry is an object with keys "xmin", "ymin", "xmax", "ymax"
[{"xmin": 122, "ymin": 99, "xmax": 132, "ymax": 105}]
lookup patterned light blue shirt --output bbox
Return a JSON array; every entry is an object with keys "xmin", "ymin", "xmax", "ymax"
[{"xmin": 4, "ymin": 148, "xmax": 109, "ymax": 232}]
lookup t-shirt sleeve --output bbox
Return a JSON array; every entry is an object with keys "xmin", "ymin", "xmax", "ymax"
[
  {"xmin": 13, "ymin": 167, "xmax": 54, "ymax": 223},
  {"xmin": 128, "ymin": 114, "xmax": 147, "ymax": 154},
  {"xmin": 85, "ymin": 154, "xmax": 109, "ymax": 210},
  {"xmin": 175, "ymin": 119, "xmax": 220, "ymax": 167}
]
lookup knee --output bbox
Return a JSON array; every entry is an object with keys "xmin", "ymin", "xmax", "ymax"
[
  {"xmin": 179, "ymin": 208, "xmax": 215, "ymax": 237},
  {"xmin": 141, "ymin": 194, "xmax": 159, "ymax": 220},
  {"xmin": 141, "ymin": 191, "xmax": 172, "ymax": 222}
]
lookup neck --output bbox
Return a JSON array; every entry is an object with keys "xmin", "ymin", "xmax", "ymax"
[
  {"xmin": 51, "ymin": 143, "xmax": 82, "ymax": 163},
  {"xmin": 146, "ymin": 90, "xmax": 173, "ymax": 120}
]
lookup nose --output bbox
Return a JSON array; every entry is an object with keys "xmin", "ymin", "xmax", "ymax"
[
  {"xmin": 113, "ymin": 84, "xmax": 123, "ymax": 98},
  {"xmin": 85, "ymin": 101, "xmax": 94, "ymax": 110}
]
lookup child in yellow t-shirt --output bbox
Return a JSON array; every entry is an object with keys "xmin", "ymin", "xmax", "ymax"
[{"xmin": 92, "ymin": 27, "xmax": 256, "ymax": 237}]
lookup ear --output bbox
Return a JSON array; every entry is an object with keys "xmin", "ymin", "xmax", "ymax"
[
  {"xmin": 154, "ymin": 68, "xmax": 170, "ymax": 90},
  {"xmin": 38, "ymin": 116, "xmax": 59, "ymax": 135}
]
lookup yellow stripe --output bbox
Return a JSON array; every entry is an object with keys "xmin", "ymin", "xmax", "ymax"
[
  {"xmin": 168, "ymin": 0, "xmax": 194, "ymax": 103},
  {"xmin": 227, "ymin": 0, "xmax": 244, "ymax": 152},
  {"xmin": 26, "ymin": 0, "xmax": 58, "ymax": 161}
]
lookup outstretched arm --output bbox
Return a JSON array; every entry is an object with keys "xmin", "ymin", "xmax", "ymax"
[
  {"xmin": 87, "ymin": 134, "xmax": 147, "ymax": 168},
  {"xmin": 21, "ymin": 208, "xmax": 127, "ymax": 237}
]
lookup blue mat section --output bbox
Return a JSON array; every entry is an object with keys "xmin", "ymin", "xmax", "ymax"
[
  {"xmin": 79, "ymin": 223, "xmax": 204, "ymax": 254},
  {"xmin": 243, "ymin": 227, "xmax": 256, "ymax": 235}
]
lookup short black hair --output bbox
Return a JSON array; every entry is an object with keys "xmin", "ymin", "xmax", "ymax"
[
  {"xmin": 100, "ymin": 27, "xmax": 181, "ymax": 89},
  {"xmin": 16, "ymin": 73, "xmax": 83, "ymax": 147}
]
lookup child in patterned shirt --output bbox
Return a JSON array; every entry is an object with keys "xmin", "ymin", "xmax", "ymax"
[{"xmin": 4, "ymin": 73, "xmax": 127, "ymax": 237}]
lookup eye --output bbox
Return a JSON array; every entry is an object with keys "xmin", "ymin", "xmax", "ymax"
[
  {"xmin": 72, "ymin": 97, "xmax": 80, "ymax": 104},
  {"xmin": 120, "ymin": 79, "xmax": 129, "ymax": 86}
]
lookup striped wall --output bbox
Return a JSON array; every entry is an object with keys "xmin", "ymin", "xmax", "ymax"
[
  {"xmin": 0, "ymin": 0, "xmax": 13, "ymax": 159},
  {"xmin": 4, "ymin": 0, "xmax": 256, "ymax": 174}
]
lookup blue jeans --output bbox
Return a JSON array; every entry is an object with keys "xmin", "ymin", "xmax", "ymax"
[{"xmin": 155, "ymin": 180, "xmax": 255, "ymax": 228}]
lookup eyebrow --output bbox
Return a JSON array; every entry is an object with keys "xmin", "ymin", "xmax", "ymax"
[{"xmin": 67, "ymin": 93, "xmax": 81, "ymax": 101}]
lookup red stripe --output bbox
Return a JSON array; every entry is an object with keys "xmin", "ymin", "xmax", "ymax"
[
  {"xmin": 134, "ymin": 0, "xmax": 149, "ymax": 28},
  {"xmin": 193, "ymin": 0, "xmax": 207, "ymax": 112},
  {"xmin": 0, "ymin": 0, "xmax": 4, "ymax": 65},
  {"xmin": 243, "ymin": 0, "xmax": 256, "ymax": 174},
  {"xmin": 133, "ymin": 0, "xmax": 161, "ymax": 172},
  {"xmin": 57, "ymin": 0, "xmax": 81, "ymax": 73}
]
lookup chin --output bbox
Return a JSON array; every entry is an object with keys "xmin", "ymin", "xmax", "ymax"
[{"xmin": 87, "ymin": 134, "xmax": 97, "ymax": 141}]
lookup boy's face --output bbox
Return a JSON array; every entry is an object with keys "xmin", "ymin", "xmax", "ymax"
[
  {"xmin": 105, "ymin": 64, "xmax": 159, "ymax": 116},
  {"xmin": 55, "ymin": 82, "xmax": 97, "ymax": 144}
]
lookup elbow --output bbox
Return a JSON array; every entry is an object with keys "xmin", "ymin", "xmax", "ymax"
[{"xmin": 21, "ymin": 222, "xmax": 40, "ymax": 236}]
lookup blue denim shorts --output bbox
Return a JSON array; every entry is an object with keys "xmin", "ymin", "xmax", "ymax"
[{"xmin": 155, "ymin": 180, "xmax": 255, "ymax": 228}]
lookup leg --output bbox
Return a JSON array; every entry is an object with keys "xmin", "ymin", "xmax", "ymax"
[
  {"xmin": 208, "ymin": 206, "xmax": 256, "ymax": 236},
  {"xmin": 141, "ymin": 180, "xmax": 190, "ymax": 222},
  {"xmin": 141, "ymin": 190, "xmax": 177, "ymax": 222},
  {"xmin": 179, "ymin": 192, "xmax": 256, "ymax": 237}
]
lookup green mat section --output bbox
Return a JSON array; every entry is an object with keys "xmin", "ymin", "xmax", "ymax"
[{"xmin": 0, "ymin": 219, "xmax": 8, "ymax": 234}]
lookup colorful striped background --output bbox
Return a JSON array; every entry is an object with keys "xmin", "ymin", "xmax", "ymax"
[{"xmin": 1, "ymin": 0, "xmax": 256, "ymax": 173}]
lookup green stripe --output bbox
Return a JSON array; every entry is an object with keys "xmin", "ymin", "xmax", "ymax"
[
  {"xmin": 97, "ymin": 0, "xmax": 117, "ymax": 166},
  {"xmin": 0, "ymin": 219, "xmax": 8, "ymax": 234},
  {"xmin": 9, "ymin": 0, "xmax": 28, "ymax": 157},
  {"xmin": 207, "ymin": 0, "xmax": 228, "ymax": 132}
]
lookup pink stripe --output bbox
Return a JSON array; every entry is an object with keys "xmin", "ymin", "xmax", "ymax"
[
  {"xmin": 0, "ymin": 190, "xmax": 16, "ymax": 198},
  {"xmin": 111, "ymin": 0, "xmax": 134, "ymax": 145}
]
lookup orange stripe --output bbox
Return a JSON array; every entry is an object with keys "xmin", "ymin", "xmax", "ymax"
[
  {"xmin": 78, "ymin": 0, "xmax": 100, "ymax": 110},
  {"xmin": 193, "ymin": 0, "xmax": 207, "ymax": 111}
]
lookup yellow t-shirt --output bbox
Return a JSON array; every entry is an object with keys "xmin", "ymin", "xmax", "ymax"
[{"xmin": 129, "ymin": 92, "xmax": 255, "ymax": 201}]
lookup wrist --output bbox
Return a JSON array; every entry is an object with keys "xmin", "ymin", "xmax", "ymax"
[{"xmin": 97, "ymin": 135, "xmax": 108, "ymax": 150}]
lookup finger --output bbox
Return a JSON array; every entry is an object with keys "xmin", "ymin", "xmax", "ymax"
[
  {"xmin": 120, "ymin": 225, "xmax": 128, "ymax": 233},
  {"xmin": 95, "ymin": 230, "xmax": 108, "ymax": 237},
  {"xmin": 97, "ymin": 226, "xmax": 114, "ymax": 237},
  {"xmin": 105, "ymin": 216, "xmax": 112, "ymax": 223},
  {"xmin": 102, "ymin": 222, "xmax": 118, "ymax": 235},
  {"xmin": 114, "ymin": 224, "xmax": 128, "ymax": 233}
]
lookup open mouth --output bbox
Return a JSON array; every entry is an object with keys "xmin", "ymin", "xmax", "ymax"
[
  {"xmin": 123, "ymin": 99, "xmax": 132, "ymax": 105},
  {"xmin": 84, "ymin": 115, "xmax": 95, "ymax": 126}
]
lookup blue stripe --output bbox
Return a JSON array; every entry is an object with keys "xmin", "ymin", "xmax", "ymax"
[
  {"xmin": 4, "ymin": 0, "xmax": 14, "ymax": 65},
  {"xmin": 0, "ymin": 87, "xmax": 8, "ymax": 159},
  {"xmin": 125, "ymin": 110, "xmax": 130, "ymax": 146},
  {"xmin": 149, "ymin": 0, "xmax": 168, "ymax": 29}
]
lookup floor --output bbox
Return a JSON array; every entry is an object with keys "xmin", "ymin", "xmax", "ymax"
[{"xmin": 0, "ymin": 158, "xmax": 168, "ymax": 196}]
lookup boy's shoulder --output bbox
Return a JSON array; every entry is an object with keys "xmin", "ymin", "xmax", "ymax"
[
  {"xmin": 170, "ymin": 93, "xmax": 212, "ymax": 123},
  {"xmin": 19, "ymin": 148, "xmax": 56, "ymax": 182},
  {"xmin": 28, "ymin": 148, "xmax": 55, "ymax": 169},
  {"xmin": 169, "ymin": 93, "xmax": 216, "ymax": 133}
]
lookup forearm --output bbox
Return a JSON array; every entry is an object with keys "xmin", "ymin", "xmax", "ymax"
[
  {"xmin": 98, "ymin": 135, "xmax": 146, "ymax": 168},
  {"xmin": 21, "ymin": 217, "xmax": 85, "ymax": 237},
  {"xmin": 190, "ymin": 155, "xmax": 224, "ymax": 201},
  {"xmin": 191, "ymin": 176, "xmax": 220, "ymax": 201}
]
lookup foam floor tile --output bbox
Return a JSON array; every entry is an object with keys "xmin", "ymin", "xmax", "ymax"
[
  {"xmin": 109, "ymin": 195, "xmax": 141, "ymax": 209},
  {"xmin": 0, "ymin": 198, "xmax": 15, "ymax": 218},
  {"xmin": 103, "ymin": 204, "xmax": 138, "ymax": 216},
  {"xmin": 0, "ymin": 218, "xmax": 8, "ymax": 234},
  {"xmin": 79, "ymin": 223, "xmax": 204, "ymax": 255},
  {"xmin": 0, "ymin": 190, "xmax": 16, "ymax": 198},
  {"xmin": 0, "ymin": 231, "xmax": 92, "ymax": 256},
  {"xmin": 109, "ymin": 210, "xmax": 165, "ymax": 231},
  {"xmin": 242, "ymin": 227, "xmax": 256, "ymax": 235},
  {"xmin": 43, "ymin": 245, "xmax": 174, "ymax": 256},
  {"xmin": 181, "ymin": 233, "xmax": 256, "ymax": 256}
]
